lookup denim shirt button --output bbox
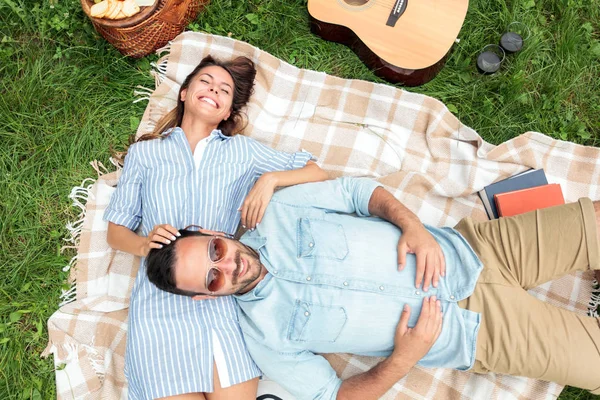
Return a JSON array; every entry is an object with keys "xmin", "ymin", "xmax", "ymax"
[
  {"xmin": 304, "ymin": 311, "xmax": 310, "ymax": 317},
  {"xmin": 415, "ymin": 290, "xmax": 421, "ymax": 295},
  {"xmin": 308, "ymin": 242, "xmax": 314, "ymax": 248},
  {"xmin": 450, "ymin": 295, "xmax": 455, "ymax": 300},
  {"xmin": 273, "ymin": 270, "xmax": 278, "ymax": 274},
  {"xmin": 379, "ymin": 286, "xmax": 384, "ymax": 291},
  {"xmin": 343, "ymin": 281, "xmax": 349, "ymax": 286},
  {"xmin": 306, "ymin": 276, "xmax": 312, "ymax": 281}
]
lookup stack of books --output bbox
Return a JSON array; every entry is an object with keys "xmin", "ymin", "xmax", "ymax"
[{"xmin": 478, "ymin": 169, "xmax": 565, "ymax": 219}]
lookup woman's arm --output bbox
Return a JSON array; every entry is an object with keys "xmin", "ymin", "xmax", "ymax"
[
  {"xmin": 107, "ymin": 222, "xmax": 180, "ymax": 258},
  {"xmin": 241, "ymin": 161, "xmax": 328, "ymax": 228},
  {"xmin": 259, "ymin": 161, "xmax": 328, "ymax": 188}
]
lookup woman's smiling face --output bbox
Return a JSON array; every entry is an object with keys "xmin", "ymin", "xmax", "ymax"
[{"xmin": 180, "ymin": 65, "xmax": 235, "ymax": 126}]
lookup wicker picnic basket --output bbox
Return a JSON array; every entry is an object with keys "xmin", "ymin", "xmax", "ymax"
[{"xmin": 81, "ymin": 0, "xmax": 209, "ymax": 58}]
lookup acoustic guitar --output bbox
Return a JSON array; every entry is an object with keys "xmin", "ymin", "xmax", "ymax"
[{"xmin": 307, "ymin": 0, "xmax": 469, "ymax": 86}]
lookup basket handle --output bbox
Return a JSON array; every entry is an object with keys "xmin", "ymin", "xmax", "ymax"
[{"xmin": 157, "ymin": 0, "xmax": 190, "ymax": 25}]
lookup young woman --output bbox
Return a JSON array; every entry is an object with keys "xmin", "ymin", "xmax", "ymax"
[{"xmin": 104, "ymin": 55, "xmax": 328, "ymax": 400}]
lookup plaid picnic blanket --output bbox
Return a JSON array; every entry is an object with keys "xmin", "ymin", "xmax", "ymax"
[{"xmin": 43, "ymin": 31, "xmax": 600, "ymax": 399}]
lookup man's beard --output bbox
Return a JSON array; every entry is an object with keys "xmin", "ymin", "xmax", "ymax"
[{"xmin": 231, "ymin": 245, "xmax": 262, "ymax": 293}]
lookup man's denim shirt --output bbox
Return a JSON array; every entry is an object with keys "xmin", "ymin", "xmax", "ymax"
[{"xmin": 236, "ymin": 178, "xmax": 483, "ymax": 400}]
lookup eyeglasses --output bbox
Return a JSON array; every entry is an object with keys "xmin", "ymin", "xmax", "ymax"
[
  {"xmin": 182, "ymin": 225, "xmax": 234, "ymax": 294},
  {"xmin": 205, "ymin": 236, "xmax": 228, "ymax": 293}
]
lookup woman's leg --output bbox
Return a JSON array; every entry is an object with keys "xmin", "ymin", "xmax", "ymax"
[
  {"xmin": 158, "ymin": 394, "xmax": 207, "ymax": 400},
  {"xmin": 205, "ymin": 361, "xmax": 259, "ymax": 400},
  {"xmin": 155, "ymin": 361, "xmax": 259, "ymax": 400}
]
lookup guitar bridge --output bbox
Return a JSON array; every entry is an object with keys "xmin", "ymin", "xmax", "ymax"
[{"xmin": 386, "ymin": 0, "xmax": 408, "ymax": 27}]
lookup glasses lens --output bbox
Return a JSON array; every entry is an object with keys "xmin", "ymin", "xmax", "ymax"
[
  {"xmin": 209, "ymin": 238, "xmax": 227, "ymax": 263},
  {"xmin": 206, "ymin": 267, "xmax": 225, "ymax": 292}
]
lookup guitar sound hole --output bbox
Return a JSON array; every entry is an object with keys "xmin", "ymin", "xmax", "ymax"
[{"xmin": 342, "ymin": 0, "xmax": 369, "ymax": 6}]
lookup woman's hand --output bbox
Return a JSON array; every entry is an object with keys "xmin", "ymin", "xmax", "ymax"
[
  {"xmin": 141, "ymin": 224, "xmax": 180, "ymax": 257},
  {"xmin": 241, "ymin": 173, "xmax": 278, "ymax": 229}
]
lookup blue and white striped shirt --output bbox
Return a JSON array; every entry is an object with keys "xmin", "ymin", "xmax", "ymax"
[{"xmin": 104, "ymin": 127, "xmax": 312, "ymax": 399}]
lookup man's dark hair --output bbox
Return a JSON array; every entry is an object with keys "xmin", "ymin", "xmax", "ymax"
[{"xmin": 146, "ymin": 229, "xmax": 210, "ymax": 297}]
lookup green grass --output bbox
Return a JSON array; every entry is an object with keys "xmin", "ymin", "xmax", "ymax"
[{"xmin": 0, "ymin": 0, "xmax": 598, "ymax": 398}]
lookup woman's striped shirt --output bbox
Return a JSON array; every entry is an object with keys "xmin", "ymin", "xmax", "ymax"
[{"xmin": 104, "ymin": 127, "xmax": 312, "ymax": 399}]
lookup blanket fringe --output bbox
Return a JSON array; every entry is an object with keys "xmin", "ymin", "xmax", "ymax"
[
  {"xmin": 59, "ymin": 282, "xmax": 77, "ymax": 307},
  {"xmin": 589, "ymin": 279, "xmax": 600, "ymax": 318},
  {"xmin": 150, "ymin": 56, "xmax": 168, "ymax": 88},
  {"xmin": 83, "ymin": 337, "xmax": 106, "ymax": 384},
  {"xmin": 44, "ymin": 338, "xmax": 106, "ymax": 384},
  {"xmin": 109, "ymin": 157, "xmax": 124, "ymax": 170},
  {"xmin": 155, "ymin": 41, "xmax": 171, "ymax": 57},
  {"xmin": 59, "ymin": 176, "xmax": 98, "ymax": 306},
  {"xmin": 63, "ymin": 180, "xmax": 96, "ymax": 248},
  {"xmin": 133, "ymin": 85, "xmax": 154, "ymax": 104},
  {"xmin": 90, "ymin": 160, "xmax": 111, "ymax": 176}
]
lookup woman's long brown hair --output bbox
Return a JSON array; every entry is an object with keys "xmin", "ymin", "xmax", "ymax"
[{"xmin": 114, "ymin": 55, "xmax": 257, "ymax": 163}]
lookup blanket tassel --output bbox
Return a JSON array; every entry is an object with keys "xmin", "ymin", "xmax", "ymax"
[
  {"xmin": 150, "ymin": 56, "xmax": 168, "ymax": 87},
  {"xmin": 133, "ymin": 85, "xmax": 154, "ymax": 104},
  {"xmin": 59, "ymin": 280, "xmax": 77, "ymax": 307},
  {"xmin": 589, "ymin": 279, "xmax": 599, "ymax": 318},
  {"xmin": 58, "ymin": 178, "xmax": 97, "ymax": 306}
]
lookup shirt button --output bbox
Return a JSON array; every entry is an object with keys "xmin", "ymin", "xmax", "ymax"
[
  {"xmin": 450, "ymin": 295, "xmax": 455, "ymax": 300},
  {"xmin": 415, "ymin": 290, "xmax": 421, "ymax": 295},
  {"xmin": 379, "ymin": 286, "xmax": 385, "ymax": 291},
  {"xmin": 343, "ymin": 282, "xmax": 349, "ymax": 286},
  {"xmin": 304, "ymin": 311, "xmax": 310, "ymax": 317},
  {"xmin": 273, "ymin": 270, "xmax": 278, "ymax": 274},
  {"xmin": 306, "ymin": 276, "xmax": 312, "ymax": 281},
  {"xmin": 308, "ymin": 242, "xmax": 314, "ymax": 247}
]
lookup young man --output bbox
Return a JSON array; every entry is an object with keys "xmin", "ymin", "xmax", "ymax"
[{"xmin": 146, "ymin": 177, "xmax": 600, "ymax": 400}]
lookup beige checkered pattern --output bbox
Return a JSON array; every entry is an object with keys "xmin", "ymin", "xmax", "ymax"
[{"xmin": 44, "ymin": 32, "xmax": 600, "ymax": 399}]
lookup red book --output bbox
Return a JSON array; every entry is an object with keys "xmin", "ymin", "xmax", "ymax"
[{"xmin": 494, "ymin": 183, "xmax": 565, "ymax": 217}]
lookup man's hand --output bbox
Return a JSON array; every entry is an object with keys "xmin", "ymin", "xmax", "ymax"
[
  {"xmin": 336, "ymin": 296, "xmax": 443, "ymax": 400},
  {"xmin": 391, "ymin": 297, "xmax": 443, "ymax": 366},
  {"xmin": 240, "ymin": 173, "xmax": 278, "ymax": 229},
  {"xmin": 142, "ymin": 224, "xmax": 180, "ymax": 256},
  {"xmin": 398, "ymin": 225, "xmax": 446, "ymax": 291}
]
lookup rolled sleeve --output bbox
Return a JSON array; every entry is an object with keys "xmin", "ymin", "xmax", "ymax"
[
  {"xmin": 248, "ymin": 138, "xmax": 313, "ymax": 177},
  {"xmin": 272, "ymin": 177, "xmax": 381, "ymax": 216},
  {"xmin": 338, "ymin": 176, "xmax": 381, "ymax": 217},
  {"xmin": 244, "ymin": 335, "xmax": 342, "ymax": 400},
  {"xmin": 103, "ymin": 145, "xmax": 143, "ymax": 231}
]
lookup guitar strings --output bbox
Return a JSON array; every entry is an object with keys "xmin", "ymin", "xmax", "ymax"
[{"xmin": 334, "ymin": 0, "xmax": 455, "ymax": 13}]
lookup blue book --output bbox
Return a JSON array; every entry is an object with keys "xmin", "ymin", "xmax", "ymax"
[{"xmin": 478, "ymin": 169, "xmax": 548, "ymax": 219}]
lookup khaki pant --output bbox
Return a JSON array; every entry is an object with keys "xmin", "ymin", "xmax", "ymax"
[{"xmin": 455, "ymin": 199, "xmax": 600, "ymax": 393}]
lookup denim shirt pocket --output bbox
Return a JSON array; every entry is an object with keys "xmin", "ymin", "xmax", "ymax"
[
  {"xmin": 297, "ymin": 218, "xmax": 349, "ymax": 260},
  {"xmin": 287, "ymin": 300, "xmax": 347, "ymax": 343}
]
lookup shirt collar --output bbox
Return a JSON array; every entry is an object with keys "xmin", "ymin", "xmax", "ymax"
[
  {"xmin": 234, "ymin": 273, "xmax": 272, "ymax": 302},
  {"xmin": 163, "ymin": 127, "xmax": 232, "ymax": 141},
  {"xmin": 211, "ymin": 129, "xmax": 231, "ymax": 141},
  {"xmin": 239, "ymin": 230, "xmax": 268, "ymax": 251}
]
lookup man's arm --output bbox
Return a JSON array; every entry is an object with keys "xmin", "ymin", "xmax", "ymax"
[
  {"xmin": 337, "ymin": 297, "xmax": 443, "ymax": 400},
  {"xmin": 367, "ymin": 186, "xmax": 446, "ymax": 291},
  {"xmin": 274, "ymin": 177, "xmax": 446, "ymax": 289}
]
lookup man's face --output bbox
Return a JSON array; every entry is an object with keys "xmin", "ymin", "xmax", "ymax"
[{"xmin": 174, "ymin": 235, "xmax": 264, "ymax": 297}]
